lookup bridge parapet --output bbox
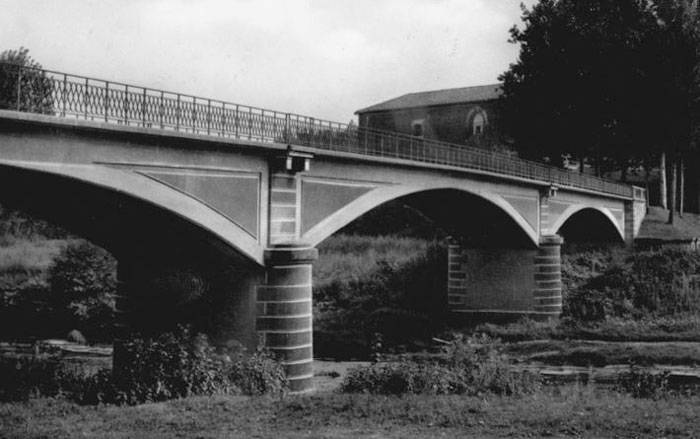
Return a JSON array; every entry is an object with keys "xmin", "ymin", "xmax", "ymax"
[{"xmin": 0, "ymin": 62, "xmax": 638, "ymax": 200}]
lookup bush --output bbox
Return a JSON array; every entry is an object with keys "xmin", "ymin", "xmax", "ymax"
[
  {"xmin": 616, "ymin": 365, "xmax": 671, "ymax": 399},
  {"xmin": 341, "ymin": 361, "xmax": 468, "ymax": 395},
  {"xmin": 0, "ymin": 279, "xmax": 54, "ymax": 340},
  {"xmin": 0, "ymin": 327, "xmax": 289, "ymax": 405},
  {"xmin": 110, "ymin": 327, "xmax": 287, "ymax": 404},
  {"xmin": 47, "ymin": 241, "xmax": 117, "ymax": 341},
  {"xmin": 226, "ymin": 348, "xmax": 288, "ymax": 396},
  {"xmin": 341, "ymin": 335, "xmax": 539, "ymax": 396},
  {"xmin": 314, "ymin": 239, "xmax": 447, "ymax": 359},
  {"xmin": 0, "ymin": 355, "xmax": 102, "ymax": 402},
  {"xmin": 109, "ymin": 327, "xmax": 231, "ymax": 404},
  {"xmin": 564, "ymin": 249, "xmax": 700, "ymax": 322}
]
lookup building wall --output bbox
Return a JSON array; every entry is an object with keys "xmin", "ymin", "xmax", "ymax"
[{"xmin": 358, "ymin": 100, "xmax": 500, "ymax": 146}]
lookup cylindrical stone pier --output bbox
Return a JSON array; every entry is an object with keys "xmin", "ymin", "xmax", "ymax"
[
  {"xmin": 533, "ymin": 234, "xmax": 563, "ymax": 317},
  {"xmin": 257, "ymin": 244, "xmax": 318, "ymax": 393}
]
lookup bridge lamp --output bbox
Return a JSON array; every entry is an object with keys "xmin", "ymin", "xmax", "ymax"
[{"xmin": 276, "ymin": 149, "xmax": 313, "ymax": 173}]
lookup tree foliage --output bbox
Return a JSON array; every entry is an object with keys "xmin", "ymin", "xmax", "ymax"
[
  {"xmin": 502, "ymin": 1, "xmax": 700, "ymax": 175},
  {"xmin": 500, "ymin": 0, "xmax": 661, "ymax": 170},
  {"xmin": 0, "ymin": 47, "xmax": 54, "ymax": 113}
]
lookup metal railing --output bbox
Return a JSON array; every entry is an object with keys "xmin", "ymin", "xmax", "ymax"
[{"xmin": 0, "ymin": 62, "xmax": 635, "ymax": 198}]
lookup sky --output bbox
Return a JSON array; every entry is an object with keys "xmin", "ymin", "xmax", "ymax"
[{"xmin": 1, "ymin": 0, "xmax": 536, "ymax": 123}]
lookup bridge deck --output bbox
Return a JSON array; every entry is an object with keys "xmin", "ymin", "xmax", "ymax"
[{"xmin": 0, "ymin": 62, "xmax": 639, "ymax": 199}]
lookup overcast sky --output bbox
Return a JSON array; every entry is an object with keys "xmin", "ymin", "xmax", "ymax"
[{"xmin": 1, "ymin": 0, "xmax": 535, "ymax": 122}]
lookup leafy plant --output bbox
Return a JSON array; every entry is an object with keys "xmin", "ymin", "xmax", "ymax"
[
  {"xmin": 341, "ymin": 334, "xmax": 539, "ymax": 396},
  {"xmin": 617, "ymin": 365, "xmax": 671, "ymax": 399},
  {"xmin": 47, "ymin": 241, "xmax": 117, "ymax": 341}
]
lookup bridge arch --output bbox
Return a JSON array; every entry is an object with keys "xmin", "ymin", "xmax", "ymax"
[
  {"xmin": 552, "ymin": 205, "xmax": 624, "ymax": 243},
  {"xmin": 0, "ymin": 161, "xmax": 265, "ymax": 347},
  {"xmin": 302, "ymin": 184, "xmax": 539, "ymax": 247},
  {"xmin": 0, "ymin": 160, "xmax": 263, "ymax": 264}
]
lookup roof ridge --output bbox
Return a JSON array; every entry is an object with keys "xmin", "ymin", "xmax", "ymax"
[
  {"xmin": 355, "ymin": 83, "xmax": 502, "ymax": 114},
  {"xmin": 405, "ymin": 83, "xmax": 501, "ymax": 96}
]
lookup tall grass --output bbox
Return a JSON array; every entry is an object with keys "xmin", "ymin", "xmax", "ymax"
[
  {"xmin": 0, "ymin": 239, "xmax": 71, "ymax": 272},
  {"xmin": 315, "ymin": 234, "xmax": 430, "ymax": 288}
]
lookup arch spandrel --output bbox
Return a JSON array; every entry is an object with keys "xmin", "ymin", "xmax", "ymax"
[
  {"xmin": 300, "ymin": 183, "xmax": 539, "ymax": 247},
  {"xmin": 0, "ymin": 160, "xmax": 264, "ymax": 264},
  {"xmin": 551, "ymin": 204, "xmax": 625, "ymax": 243}
]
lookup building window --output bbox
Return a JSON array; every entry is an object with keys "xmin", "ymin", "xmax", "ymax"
[
  {"xmin": 412, "ymin": 120, "xmax": 424, "ymax": 137},
  {"xmin": 472, "ymin": 111, "xmax": 485, "ymax": 136}
]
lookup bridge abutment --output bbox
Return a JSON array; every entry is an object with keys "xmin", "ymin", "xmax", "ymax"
[
  {"xmin": 256, "ymin": 245, "xmax": 317, "ymax": 393},
  {"xmin": 447, "ymin": 234, "xmax": 563, "ymax": 320}
]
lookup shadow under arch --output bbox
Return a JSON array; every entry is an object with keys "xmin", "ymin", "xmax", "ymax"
[
  {"xmin": 0, "ymin": 161, "xmax": 263, "ymax": 264},
  {"xmin": 302, "ymin": 185, "xmax": 538, "ymax": 248},
  {"xmin": 0, "ymin": 164, "xmax": 263, "ymax": 346},
  {"xmin": 553, "ymin": 206, "xmax": 625, "ymax": 244}
]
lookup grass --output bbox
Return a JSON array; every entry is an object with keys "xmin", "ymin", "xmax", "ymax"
[
  {"xmin": 506, "ymin": 339, "xmax": 700, "ymax": 367},
  {"xmin": 638, "ymin": 206, "xmax": 700, "ymax": 240},
  {"xmin": 0, "ymin": 388, "xmax": 698, "ymax": 438},
  {"xmin": 477, "ymin": 315, "xmax": 700, "ymax": 343}
]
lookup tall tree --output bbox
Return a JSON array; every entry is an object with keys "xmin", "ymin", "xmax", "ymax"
[
  {"xmin": 500, "ymin": 0, "xmax": 659, "ymax": 171},
  {"xmin": 0, "ymin": 47, "xmax": 54, "ymax": 114},
  {"xmin": 649, "ymin": 0, "xmax": 700, "ymax": 223}
]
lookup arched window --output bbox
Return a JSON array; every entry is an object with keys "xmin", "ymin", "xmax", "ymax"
[
  {"xmin": 411, "ymin": 119, "xmax": 424, "ymax": 137},
  {"xmin": 471, "ymin": 110, "xmax": 487, "ymax": 136}
]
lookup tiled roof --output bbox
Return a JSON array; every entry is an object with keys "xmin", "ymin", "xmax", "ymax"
[{"xmin": 355, "ymin": 83, "xmax": 502, "ymax": 114}]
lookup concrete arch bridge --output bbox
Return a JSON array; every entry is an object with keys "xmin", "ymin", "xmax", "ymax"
[{"xmin": 0, "ymin": 64, "xmax": 646, "ymax": 392}]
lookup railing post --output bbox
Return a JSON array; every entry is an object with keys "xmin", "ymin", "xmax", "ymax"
[
  {"xmin": 176, "ymin": 94, "xmax": 181, "ymax": 131},
  {"xmin": 15, "ymin": 65, "xmax": 22, "ymax": 111},
  {"xmin": 284, "ymin": 113, "xmax": 290, "ymax": 143},
  {"xmin": 248, "ymin": 107, "xmax": 252, "ymax": 141},
  {"xmin": 83, "ymin": 77, "xmax": 88, "ymax": 119},
  {"xmin": 124, "ymin": 85, "xmax": 129, "ymax": 125},
  {"xmin": 235, "ymin": 104, "xmax": 240, "ymax": 138},
  {"xmin": 159, "ymin": 91, "xmax": 164, "ymax": 129},
  {"xmin": 261, "ymin": 110, "xmax": 266, "ymax": 140},
  {"xmin": 104, "ymin": 81, "xmax": 109, "ymax": 122},
  {"xmin": 207, "ymin": 99, "xmax": 211, "ymax": 135},
  {"xmin": 62, "ymin": 74, "xmax": 67, "ymax": 117},
  {"xmin": 141, "ymin": 88, "xmax": 146, "ymax": 127},
  {"xmin": 192, "ymin": 97, "xmax": 197, "ymax": 134},
  {"xmin": 273, "ymin": 111, "xmax": 278, "ymax": 141},
  {"xmin": 221, "ymin": 102, "xmax": 226, "ymax": 136}
]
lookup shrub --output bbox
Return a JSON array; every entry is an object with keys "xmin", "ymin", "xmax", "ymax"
[
  {"xmin": 0, "ymin": 327, "xmax": 289, "ymax": 404},
  {"xmin": 314, "ymin": 239, "xmax": 447, "ymax": 359},
  {"xmin": 340, "ymin": 335, "xmax": 539, "ymax": 396},
  {"xmin": 616, "ymin": 365, "xmax": 670, "ymax": 399},
  {"xmin": 226, "ymin": 348, "xmax": 288, "ymax": 396},
  {"xmin": 0, "ymin": 279, "xmax": 54, "ymax": 339},
  {"xmin": 47, "ymin": 241, "xmax": 117, "ymax": 341},
  {"xmin": 109, "ymin": 327, "xmax": 232, "ymax": 404},
  {"xmin": 110, "ymin": 327, "xmax": 288, "ymax": 404},
  {"xmin": 341, "ymin": 361, "xmax": 468, "ymax": 395},
  {"xmin": 563, "ymin": 249, "xmax": 700, "ymax": 322},
  {"xmin": 0, "ymin": 355, "xmax": 102, "ymax": 402}
]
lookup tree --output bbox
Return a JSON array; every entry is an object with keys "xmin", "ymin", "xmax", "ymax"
[
  {"xmin": 500, "ymin": 0, "xmax": 660, "ymax": 171},
  {"xmin": 648, "ymin": 0, "xmax": 700, "ymax": 223},
  {"xmin": 0, "ymin": 47, "xmax": 54, "ymax": 114}
]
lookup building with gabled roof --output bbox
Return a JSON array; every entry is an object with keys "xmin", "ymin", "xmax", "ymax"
[{"xmin": 355, "ymin": 83, "xmax": 503, "ymax": 147}]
